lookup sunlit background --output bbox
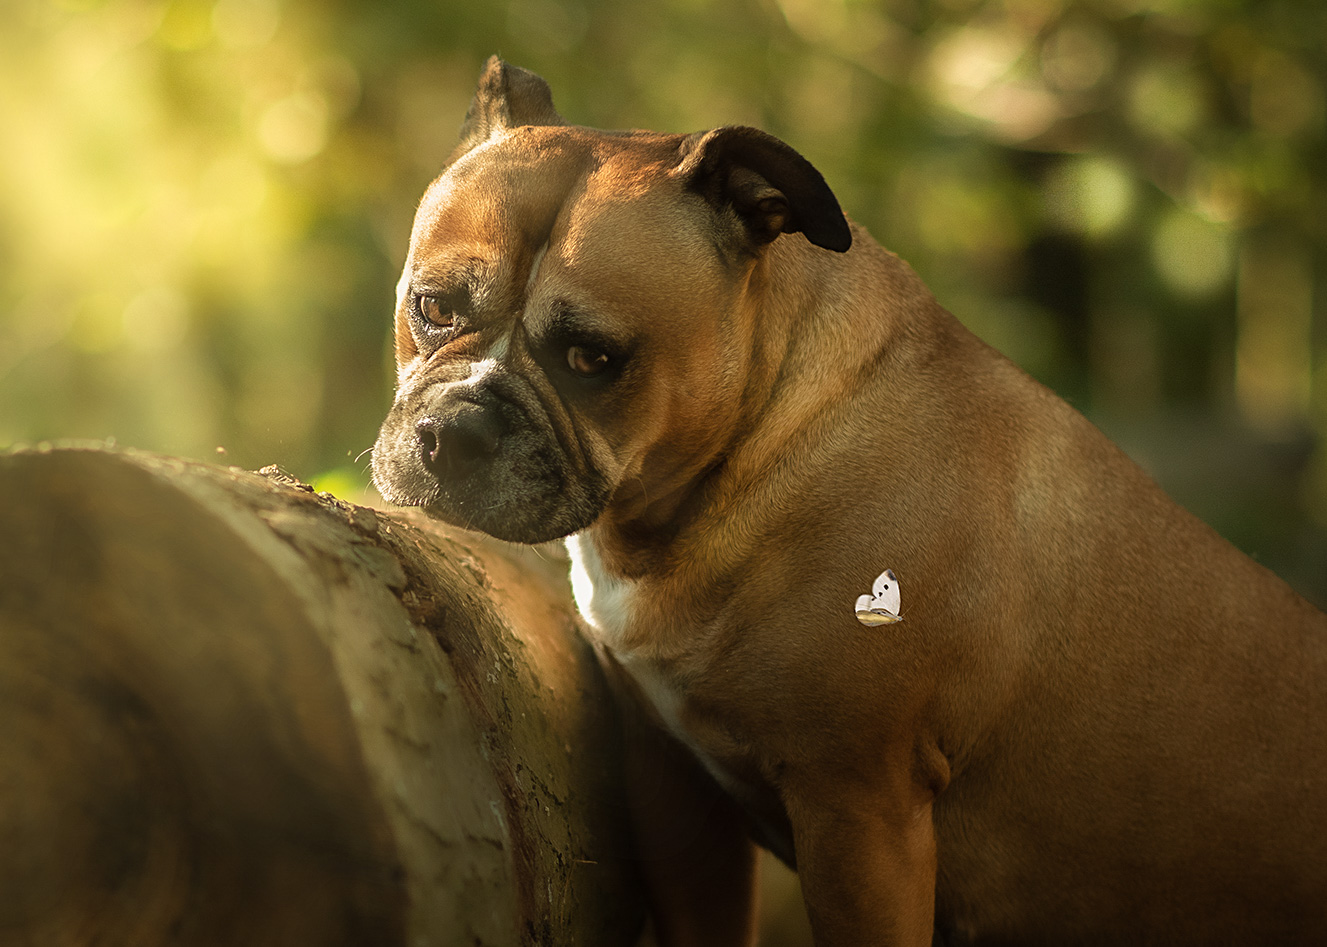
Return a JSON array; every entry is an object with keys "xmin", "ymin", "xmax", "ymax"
[
  {"xmin": 2, "ymin": 0, "xmax": 1324, "ymax": 614},
  {"xmin": 2, "ymin": 1, "xmax": 1324, "ymax": 941}
]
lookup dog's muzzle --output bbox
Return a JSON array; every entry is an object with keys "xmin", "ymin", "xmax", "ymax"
[
  {"xmin": 372, "ymin": 378, "xmax": 609, "ymax": 544},
  {"xmin": 415, "ymin": 396, "xmax": 506, "ymax": 483}
]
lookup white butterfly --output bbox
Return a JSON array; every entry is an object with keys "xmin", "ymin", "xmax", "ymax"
[{"xmin": 854, "ymin": 569, "xmax": 903, "ymax": 626}]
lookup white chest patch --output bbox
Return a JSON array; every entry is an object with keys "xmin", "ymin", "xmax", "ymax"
[{"xmin": 565, "ymin": 533, "xmax": 636, "ymax": 650}]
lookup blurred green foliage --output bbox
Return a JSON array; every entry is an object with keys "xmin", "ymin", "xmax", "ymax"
[{"xmin": 1, "ymin": 0, "xmax": 1324, "ymax": 603}]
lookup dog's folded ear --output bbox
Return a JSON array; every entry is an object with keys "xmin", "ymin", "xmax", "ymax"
[
  {"xmin": 676, "ymin": 126, "xmax": 852, "ymax": 254},
  {"xmin": 448, "ymin": 56, "xmax": 566, "ymax": 164}
]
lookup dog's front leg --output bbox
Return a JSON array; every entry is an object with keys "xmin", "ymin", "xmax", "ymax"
[
  {"xmin": 624, "ymin": 713, "xmax": 759, "ymax": 946},
  {"xmin": 600, "ymin": 654, "xmax": 759, "ymax": 946},
  {"xmin": 786, "ymin": 774, "xmax": 937, "ymax": 947}
]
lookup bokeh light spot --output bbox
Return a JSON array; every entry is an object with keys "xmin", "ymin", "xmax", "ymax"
[
  {"xmin": 157, "ymin": 0, "xmax": 213, "ymax": 51},
  {"xmin": 1151, "ymin": 210, "xmax": 1232, "ymax": 298},
  {"xmin": 926, "ymin": 24, "xmax": 1061, "ymax": 141},
  {"xmin": 1127, "ymin": 62, "xmax": 1207, "ymax": 138},
  {"xmin": 1044, "ymin": 156, "xmax": 1135, "ymax": 237},
  {"xmin": 1041, "ymin": 21, "xmax": 1116, "ymax": 92},
  {"xmin": 212, "ymin": 0, "xmax": 280, "ymax": 50},
  {"xmin": 258, "ymin": 92, "xmax": 329, "ymax": 163}
]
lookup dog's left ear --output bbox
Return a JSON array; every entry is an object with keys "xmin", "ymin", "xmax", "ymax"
[
  {"xmin": 448, "ymin": 56, "xmax": 566, "ymax": 164},
  {"xmin": 676, "ymin": 126, "xmax": 852, "ymax": 253}
]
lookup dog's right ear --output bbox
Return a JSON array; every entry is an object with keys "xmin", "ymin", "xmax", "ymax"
[{"xmin": 447, "ymin": 56, "xmax": 565, "ymax": 165}]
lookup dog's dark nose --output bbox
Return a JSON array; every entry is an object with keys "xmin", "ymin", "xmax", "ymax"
[{"xmin": 416, "ymin": 407, "xmax": 502, "ymax": 478}]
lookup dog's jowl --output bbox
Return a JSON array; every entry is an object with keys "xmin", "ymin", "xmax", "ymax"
[{"xmin": 373, "ymin": 57, "xmax": 1327, "ymax": 947}]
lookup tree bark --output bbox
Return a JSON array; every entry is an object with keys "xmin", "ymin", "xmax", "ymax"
[{"xmin": 0, "ymin": 445, "xmax": 646, "ymax": 947}]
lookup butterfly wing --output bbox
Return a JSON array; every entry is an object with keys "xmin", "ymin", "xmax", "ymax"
[{"xmin": 871, "ymin": 569, "xmax": 901, "ymax": 616}]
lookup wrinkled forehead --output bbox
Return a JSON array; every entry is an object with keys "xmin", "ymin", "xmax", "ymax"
[
  {"xmin": 411, "ymin": 128, "xmax": 587, "ymax": 254},
  {"xmin": 408, "ymin": 127, "xmax": 706, "ymax": 265}
]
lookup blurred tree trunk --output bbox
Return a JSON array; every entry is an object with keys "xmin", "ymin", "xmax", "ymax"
[{"xmin": 0, "ymin": 446, "xmax": 645, "ymax": 947}]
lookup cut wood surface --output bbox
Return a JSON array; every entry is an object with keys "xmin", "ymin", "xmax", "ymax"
[{"xmin": 0, "ymin": 445, "xmax": 646, "ymax": 946}]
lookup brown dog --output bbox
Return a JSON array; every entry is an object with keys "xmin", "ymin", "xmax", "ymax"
[{"xmin": 372, "ymin": 58, "xmax": 1327, "ymax": 945}]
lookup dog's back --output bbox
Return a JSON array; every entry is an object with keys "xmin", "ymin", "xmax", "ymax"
[{"xmin": 836, "ymin": 245, "xmax": 1327, "ymax": 941}]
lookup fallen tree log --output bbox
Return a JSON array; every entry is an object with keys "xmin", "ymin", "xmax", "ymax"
[{"xmin": 0, "ymin": 445, "xmax": 646, "ymax": 946}]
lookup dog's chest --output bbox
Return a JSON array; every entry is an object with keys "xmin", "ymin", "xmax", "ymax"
[
  {"xmin": 567, "ymin": 534, "xmax": 799, "ymax": 863},
  {"xmin": 566, "ymin": 536, "xmax": 692, "ymax": 729},
  {"xmin": 566, "ymin": 536, "xmax": 749, "ymax": 791}
]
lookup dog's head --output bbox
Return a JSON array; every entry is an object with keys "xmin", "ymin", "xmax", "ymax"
[{"xmin": 371, "ymin": 58, "xmax": 850, "ymax": 543}]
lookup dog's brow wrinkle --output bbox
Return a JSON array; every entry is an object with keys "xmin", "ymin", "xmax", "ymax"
[
  {"xmin": 547, "ymin": 301, "xmax": 597, "ymax": 335},
  {"xmin": 526, "ymin": 241, "xmax": 550, "ymax": 294},
  {"xmin": 411, "ymin": 255, "xmax": 487, "ymax": 293}
]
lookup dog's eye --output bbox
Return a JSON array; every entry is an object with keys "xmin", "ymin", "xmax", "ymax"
[
  {"xmin": 413, "ymin": 293, "xmax": 453, "ymax": 328},
  {"xmin": 567, "ymin": 345, "xmax": 610, "ymax": 377}
]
